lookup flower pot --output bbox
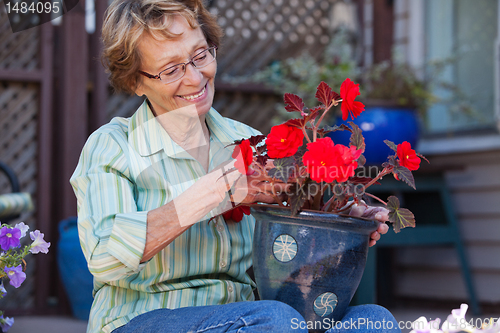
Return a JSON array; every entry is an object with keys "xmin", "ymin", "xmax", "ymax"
[
  {"xmin": 251, "ymin": 205, "xmax": 379, "ymax": 331},
  {"xmin": 328, "ymin": 106, "xmax": 420, "ymax": 165}
]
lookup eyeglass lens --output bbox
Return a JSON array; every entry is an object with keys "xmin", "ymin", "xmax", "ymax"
[{"xmin": 160, "ymin": 47, "xmax": 216, "ymax": 84}]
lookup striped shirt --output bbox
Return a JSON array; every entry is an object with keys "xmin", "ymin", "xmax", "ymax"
[{"xmin": 70, "ymin": 100, "xmax": 261, "ymax": 333}]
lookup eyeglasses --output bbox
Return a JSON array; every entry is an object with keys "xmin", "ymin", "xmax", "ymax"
[{"xmin": 139, "ymin": 46, "xmax": 217, "ymax": 84}]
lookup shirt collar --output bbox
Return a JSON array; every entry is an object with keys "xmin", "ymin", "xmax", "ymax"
[{"xmin": 128, "ymin": 100, "xmax": 242, "ymax": 158}]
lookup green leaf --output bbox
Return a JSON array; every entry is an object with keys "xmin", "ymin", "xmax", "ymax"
[
  {"xmin": 384, "ymin": 155, "xmax": 397, "ymax": 168},
  {"xmin": 357, "ymin": 154, "xmax": 366, "ymax": 167},
  {"xmin": 348, "ymin": 122, "xmax": 365, "ymax": 152},
  {"xmin": 393, "ymin": 165, "xmax": 416, "ymax": 189},
  {"xmin": 268, "ymin": 157, "xmax": 295, "ymax": 183},
  {"xmin": 384, "ymin": 140, "xmax": 398, "ymax": 153},
  {"xmin": 289, "ymin": 183, "xmax": 308, "ymax": 216},
  {"xmin": 293, "ymin": 146, "xmax": 307, "ymax": 167},
  {"xmin": 248, "ymin": 135, "xmax": 266, "ymax": 147},
  {"xmin": 284, "ymin": 93, "xmax": 305, "ymax": 113},
  {"xmin": 387, "ymin": 196, "xmax": 416, "ymax": 233}
]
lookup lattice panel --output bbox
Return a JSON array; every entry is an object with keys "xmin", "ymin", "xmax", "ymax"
[
  {"xmin": 0, "ymin": 81, "xmax": 39, "ymax": 309},
  {"xmin": 0, "ymin": 5, "xmax": 40, "ymax": 70},
  {"xmin": 211, "ymin": 0, "xmax": 335, "ymax": 76}
]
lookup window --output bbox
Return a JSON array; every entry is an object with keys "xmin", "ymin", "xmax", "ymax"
[{"xmin": 424, "ymin": 0, "xmax": 498, "ymax": 134}]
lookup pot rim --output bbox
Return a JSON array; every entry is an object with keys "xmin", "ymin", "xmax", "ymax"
[{"xmin": 250, "ymin": 204, "xmax": 380, "ymax": 233}]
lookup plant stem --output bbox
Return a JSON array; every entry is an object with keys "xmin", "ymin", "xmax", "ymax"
[
  {"xmin": 301, "ymin": 126, "xmax": 312, "ymax": 143},
  {"xmin": 311, "ymin": 183, "xmax": 324, "ymax": 211},
  {"xmin": 361, "ymin": 166, "xmax": 393, "ymax": 192},
  {"xmin": 364, "ymin": 192, "xmax": 387, "ymax": 205},
  {"xmin": 313, "ymin": 99, "xmax": 341, "ymax": 142},
  {"xmin": 322, "ymin": 183, "xmax": 340, "ymax": 212},
  {"xmin": 271, "ymin": 180, "xmax": 286, "ymax": 207}
]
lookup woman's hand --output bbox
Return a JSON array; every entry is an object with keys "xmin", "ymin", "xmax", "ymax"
[
  {"xmin": 349, "ymin": 202, "xmax": 390, "ymax": 247},
  {"xmin": 214, "ymin": 159, "xmax": 289, "ymax": 206},
  {"xmin": 232, "ymin": 164, "xmax": 290, "ymax": 205}
]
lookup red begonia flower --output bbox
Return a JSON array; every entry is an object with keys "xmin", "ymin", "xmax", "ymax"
[
  {"xmin": 397, "ymin": 141, "xmax": 421, "ymax": 171},
  {"xmin": 232, "ymin": 139, "xmax": 254, "ymax": 175},
  {"xmin": 340, "ymin": 78, "xmax": 365, "ymax": 121},
  {"xmin": 303, "ymin": 137, "xmax": 362, "ymax": 183},
  {"xmin": 266, "ymin": 124, "xmax": 304, "ymax": 159},
  {"xmin": 222, "ymin": 205, "xmax": 251, "ymax": 222}
]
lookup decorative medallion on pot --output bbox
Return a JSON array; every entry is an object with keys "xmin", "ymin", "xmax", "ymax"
[
  {"xmin": 313, "ymin": 292, "xmax": 338, "ymax": 317},
  {"xmin": 272, "ymin": 234, "xmax": 297, "ymax": 262}
]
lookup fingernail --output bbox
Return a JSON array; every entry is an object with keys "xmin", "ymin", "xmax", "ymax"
[{"xmin": 375, "ymin": 213, "xmax": 381, "ymax": 219}]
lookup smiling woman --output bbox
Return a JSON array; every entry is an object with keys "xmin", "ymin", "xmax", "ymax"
[
  {"xmin": 133, "ymin": 16, "xmax": 216, "ymax": 117},
  {"xmin": 69, "ymin": 1, "xmax": 398, "ymax": 333}
]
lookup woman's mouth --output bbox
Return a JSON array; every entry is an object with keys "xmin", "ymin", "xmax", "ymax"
[{"xmin": 178, "ymin": 84, "xmax": 207, "ymax": 101}]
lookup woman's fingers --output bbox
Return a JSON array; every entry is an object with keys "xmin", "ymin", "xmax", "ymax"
[
  {"xmin": 349, "ymin": 203, "xmax": 367, "ymax": 217},
  {"xmin": 369, "ymin": 230, "xmax": 380, "ymax": 247},
  {"xmin": 377, "ymin": 221, "xmax": 389, "ymax": 235}
]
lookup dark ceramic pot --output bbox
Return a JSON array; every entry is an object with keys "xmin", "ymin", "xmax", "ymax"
[{"xmin": 251, "ymin": 205, "xmax": 379, "ymax": 332}]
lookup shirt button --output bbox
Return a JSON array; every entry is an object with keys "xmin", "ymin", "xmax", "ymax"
[
  {"xmin": 220, "ymin": 261, "xmax": 226, "ymax": 267},
  {"xmin": 217, "ymin": 224, "xmax": 224, "ymax": 232},
  {"xmin": 228, "ymin": 285, "xmax": 233, "ymax": 292}
]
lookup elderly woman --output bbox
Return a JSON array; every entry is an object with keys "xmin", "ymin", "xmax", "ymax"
[{"xmin": 70, "ymin": 1, "xmax": 399, "ymax": 332}]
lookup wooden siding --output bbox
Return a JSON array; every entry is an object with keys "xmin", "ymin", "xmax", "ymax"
[
  {"xmin": 392, "ymin": 150, "xmax": 500, "ymax": 304},
  {"xmin": 385, "ymin": 0, "xmax": 500, "ymax": 306}
]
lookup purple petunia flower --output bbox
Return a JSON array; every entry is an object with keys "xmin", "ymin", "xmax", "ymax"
[
  {"xmin": 0, "ymin": 315, "xmax": 14, "ymax": 332},
  {"xmin": 0, "ymin": 281, "xmax": 6, "ymax": 297},
  {"xmin": 14, "ymin": 222, "xmax": 29, "ymax": 238},
  {"xmin": 0, "ymin": 227, "xmax": 21, "ymax": 251},
  {"xmin": 29, "ymin": 230, "xmax": 51, "ymax": 254},
  {"xmin": 4, "ymin": 265, "xmax": 26, "ymax": 288}
]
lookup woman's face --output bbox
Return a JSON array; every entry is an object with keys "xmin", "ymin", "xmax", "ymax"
[{"xmin": 135, "ymin": 16, "xmax": 216, "ymax": 117}]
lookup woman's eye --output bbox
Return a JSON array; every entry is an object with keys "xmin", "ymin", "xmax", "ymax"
[
  {"xmin": 195, "ymin": 54, "xmax": 207, "ymax": 61},
  {"xmin": 163, "ymin": 66, "xmax": 180, "ymax": 77}
]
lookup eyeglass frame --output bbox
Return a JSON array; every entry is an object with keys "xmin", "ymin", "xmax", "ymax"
[{"xmin": 138, "ymin": 45, "xmax": 218, "ymax": 84}]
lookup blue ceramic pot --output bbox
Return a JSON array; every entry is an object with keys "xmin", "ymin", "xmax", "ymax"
[
  {"xmin": 251, "ymin": 205, "xmax": 379, "ymax": 331},
  {"xmin": 328, "ymin": 106, "xmax": 420, "ymax": 165},
  {"xmin": 57, "ymin": 217, "xmax": 94, "ymax": 320}
]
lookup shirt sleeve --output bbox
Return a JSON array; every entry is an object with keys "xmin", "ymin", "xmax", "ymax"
[{"xmin": 70, "ymin": 130, "xmax": 149, "ymax": 282}]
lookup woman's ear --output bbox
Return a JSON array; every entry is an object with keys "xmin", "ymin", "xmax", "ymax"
[{"xmin": 133, "ymin": 80, "xmax": 145, "ymax": 97}]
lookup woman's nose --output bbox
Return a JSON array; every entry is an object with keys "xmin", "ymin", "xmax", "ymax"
[{"xmin": 182, "ymin": 62, "xmax": 203, "ymax": 85}]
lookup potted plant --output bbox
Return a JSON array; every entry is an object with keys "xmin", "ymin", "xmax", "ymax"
[
  {"xmin": 222, "ymin": 79, "xmax": 426, "ymax": 331},
  {"xmin": 0, "ymin": 221, "xmax": 50, "ymax": 332}
]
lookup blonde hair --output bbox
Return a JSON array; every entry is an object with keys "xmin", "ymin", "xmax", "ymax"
[{"xmin": 102, "ymin": 0, "xmax": 223, "ymax": 94}]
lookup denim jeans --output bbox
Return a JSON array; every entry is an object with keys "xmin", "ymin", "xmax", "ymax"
[{"xmin": 112, "ymin": 301, "xmax": 401, "ymax": 333}]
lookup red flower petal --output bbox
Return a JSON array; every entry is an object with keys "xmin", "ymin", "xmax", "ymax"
[
  {"xmin": 232, "ymin": 140, "xmax": 254, "ymax": 175},
  {"xmin": 340, "ymin": 78, "xmax": 365, "ymax": 121},
  {"xmin": 266, "ymin": 124, "xmax": 304, "ymax": 159},
  {"xmin": 397, "ymin": 141, "xmax": 421, "ymax": 171},
  {"xmin": 223, "ymin": 206, "xmax": 251, "ymax": 223},
  {"xmin": 303, "ymin": 138, "xmax": 361, "ymax": 183}
]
